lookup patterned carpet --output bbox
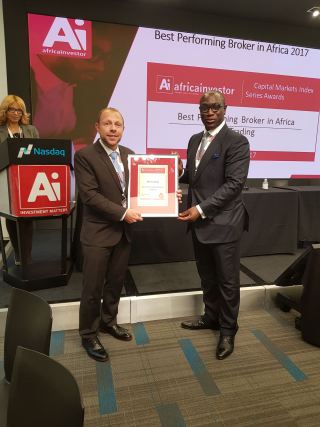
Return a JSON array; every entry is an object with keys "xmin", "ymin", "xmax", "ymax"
[{"xmin": 7, "ymin": 306, "xmax": 317, "ymax": 427}]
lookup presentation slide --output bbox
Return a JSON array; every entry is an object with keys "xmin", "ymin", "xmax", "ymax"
[{"xmin": 28, "ymin": 14, "xmax": 320, "ymax": 178}]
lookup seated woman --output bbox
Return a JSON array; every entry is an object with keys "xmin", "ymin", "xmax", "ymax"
[{"xmin": 0, "ymin": 95, "xmax": 39, "ymax": 265}]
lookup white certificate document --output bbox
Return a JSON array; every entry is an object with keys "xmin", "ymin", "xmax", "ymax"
[
  {"xmin": 128, "ymin": 154, "xmax": 178, "ymax": 217},
  {"xmin": 137, "ymin": 164, "xmax": 168, "ymax": 206}
]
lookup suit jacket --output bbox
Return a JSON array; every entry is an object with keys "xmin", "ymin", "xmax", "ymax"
[
  {"xmin": 180, "ymin": 124, "xmax": 250, "ymax": 244},
  {"xmin": 0, "ymin": 124, "xmax": 39, "ymax": 143},
  {"xmin": 74, "ymin": 141, "xmax": 133, "ymax": 248}
]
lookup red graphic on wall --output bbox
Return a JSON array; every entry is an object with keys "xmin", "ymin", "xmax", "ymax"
[{"xmin": 28, "ymin": 14, "xmax": 92, "ymax": 59}]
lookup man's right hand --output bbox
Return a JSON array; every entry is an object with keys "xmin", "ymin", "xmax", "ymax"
[{"xmin": 124, "ymin": 209, "xmax": 143, "ymax": 223}]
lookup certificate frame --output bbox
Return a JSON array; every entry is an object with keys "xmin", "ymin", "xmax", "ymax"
[{"xmin": 128, "ymin": 154, "xmax": 178, "ymax": 217}]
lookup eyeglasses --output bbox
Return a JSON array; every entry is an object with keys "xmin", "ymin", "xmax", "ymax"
[
  {"xmin": 199, "ymin": 103, "xmax": 225, "ymax": 113},
  {"xmin": 7, "ymin": 107, "xmax": 23, "ymax": 115}
]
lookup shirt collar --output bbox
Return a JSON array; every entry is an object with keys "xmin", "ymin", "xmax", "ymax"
[
  {"xmin": 205, "ymin": 120, "xmax": 226, "ymax": 138},
  {"xmin": 99, "ymin": 139, "xmax": 120, "ymax": 157}
]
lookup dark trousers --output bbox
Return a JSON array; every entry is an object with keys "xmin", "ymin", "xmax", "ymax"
[
  {"xmin": 192, "ymin": 233, "xmax": 241, "ymax": 336},
  {"xmin": 79, "ymin": 234, "xmax": 131, "ymax": 338}
]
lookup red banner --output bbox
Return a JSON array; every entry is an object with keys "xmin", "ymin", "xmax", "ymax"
[{"xmin": 147, "ymin": 62, "xmax": 320, "ymax": 111}]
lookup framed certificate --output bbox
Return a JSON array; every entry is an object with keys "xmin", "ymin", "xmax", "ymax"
[{"xmin": 128, "ymin": 155, "xmax": 178, "ymax": 217}]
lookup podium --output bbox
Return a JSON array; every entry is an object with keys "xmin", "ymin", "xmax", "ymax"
[
  {"xmin": 300, "ymin": 244, "xmax": 320, "ymax": 347},
  {"xmin": 275, "ymin": 243, "xmax": 320, "ymax": 347},
  {"xmin": 0, "ymin": 138, "xmax": 75, "ymax": 291}
]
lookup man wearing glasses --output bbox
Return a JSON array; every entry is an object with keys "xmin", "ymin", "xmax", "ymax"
[{"xmin": 178, "ymin": 91, "xmax": 250, "ymax": 360}]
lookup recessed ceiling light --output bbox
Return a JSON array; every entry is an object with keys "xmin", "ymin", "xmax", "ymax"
[{"xmin": 307, "ymin": 6, "xmax": 320, "ymax": 17}]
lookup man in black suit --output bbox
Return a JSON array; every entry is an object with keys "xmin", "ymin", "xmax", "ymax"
[
  {"xmin": 178, "ymin": 91, "xmax": 250, "ymax": 360},
  {"xmin": 74, "ymin": 107, "xmax": 143, "ymax": 362}
]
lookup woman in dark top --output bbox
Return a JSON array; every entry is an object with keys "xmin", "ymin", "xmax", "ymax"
[{"xmin": 0, "ymin": 95, "xmax": 39, "ymax": 265}]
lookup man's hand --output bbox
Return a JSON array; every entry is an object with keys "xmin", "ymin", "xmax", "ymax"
[
  {"xmin": 176, "ymin": 188, "xmax": 182, "ymax": 204},
  {"xmin": 178, "ymin": 206, "xmax": 200, "ymax": 222},
  {"xmin": 124, "ymin": 209, "xmax": 143, "ymax": 223}
]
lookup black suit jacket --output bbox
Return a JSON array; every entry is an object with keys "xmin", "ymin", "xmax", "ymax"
[
  {"xmin": 74, "ymin": 141, "xmax": 133, "ymax": 248},
  {"xmin": 180, "ymin": 124, "xmax": 250, "ymax": 244}
]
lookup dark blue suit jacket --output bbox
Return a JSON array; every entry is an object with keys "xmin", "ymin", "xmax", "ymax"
[{"xmin": 180, "ymin": 124, "xmax": 250, "ymax": 244}]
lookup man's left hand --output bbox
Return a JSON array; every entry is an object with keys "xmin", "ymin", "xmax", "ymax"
[{"xmin": 178, "ymin": 206, "xmax": 200, "ymax": 222}]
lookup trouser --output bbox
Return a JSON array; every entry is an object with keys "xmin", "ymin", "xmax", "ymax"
[
  {"xmin": 192, "ymin": 233, "xmax": 241, "ymax": 336},
  {"xmin": 79, "ymin": 234, "xmax": 131, "ymax": 338}
]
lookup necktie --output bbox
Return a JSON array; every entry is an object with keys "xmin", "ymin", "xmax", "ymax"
[
  {"xmin": 110, "ymin": 151, "xmax": 125, "ymax": 190},
  {"xmin": 196, "ymin": 131, "xmax": 214, "ymax": 164}
]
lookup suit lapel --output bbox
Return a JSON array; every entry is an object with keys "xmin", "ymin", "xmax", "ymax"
[
  {"xmin": 189, "ymin": 133, "xmax": 203, "ymax": 181},
  {"xmin": 0, "ymin": 126, "xmax": 9, "ymax": 142},
  {"xmin": 20, "ymin": 125, "xmax": 28, "ymax": 138}
]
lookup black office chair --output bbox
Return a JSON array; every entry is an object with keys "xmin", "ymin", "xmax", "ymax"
[
  {"xmin": 7, "ymin": 346, "xmax": 84, "ymax": 427},
  {"xmin": 0, "ymin": 287, "xmax": 52, "ymax": 426}
]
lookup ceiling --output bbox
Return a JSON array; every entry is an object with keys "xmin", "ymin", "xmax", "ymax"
[{"xmin": 132, "ymin": 0, "xmax": 320, "ymax": 29}]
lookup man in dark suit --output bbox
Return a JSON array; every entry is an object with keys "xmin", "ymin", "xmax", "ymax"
[
  {"xmin": 74, "ymin": 107, "xmax": 143, "ymax": 362},
  {"xmin": 178, "ymin": 91, "xmax": 250, "ymax": 360}
]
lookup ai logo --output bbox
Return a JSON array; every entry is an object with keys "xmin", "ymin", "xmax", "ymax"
[
  {"xmin": 10, "ymin": 164, "xmax": 69, "ymax": 216},
  {"xmin": 18, "ymin": 144, "xmax": 33, "ymax": 159},
  {"xmin": 156, "ymin": 75, "xmax": 174, "ymax": 93},
  {"xmin": 43, "ymin": 18, "xmax": 87, "ymax": 51},
  {"xmin": 28, "ymin": 172, "xmax": 61, "ymax": 202},
  {"xmin": 28, "ymin": 14, "xmax": 92, "ymax": 59}
]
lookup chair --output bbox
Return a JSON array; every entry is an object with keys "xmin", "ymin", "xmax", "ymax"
[
  {"xmin": 7, "ymin": 346, "xmax": 84, "ymax": 427},
  {"xmin": 0, "ymin": 287, "xmax": 52, "ymax": 427}
]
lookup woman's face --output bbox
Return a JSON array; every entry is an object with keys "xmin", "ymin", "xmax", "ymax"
[{"xmin": 6, "ymin": 102, "xmax": 23, "ymax": 126}]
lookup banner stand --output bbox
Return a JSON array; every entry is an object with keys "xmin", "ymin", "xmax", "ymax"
[{"xmin": 0, "ymin": 138, "xmax": 75, "ymax": 291}]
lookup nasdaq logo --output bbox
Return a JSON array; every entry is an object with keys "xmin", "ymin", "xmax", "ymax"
[
  {"xmin": 17, "ymin": 145, "xmax": 66, "ymax": 158},
  {"xmin": 33, "ymin": 148, "xmax": 66, "ymax": 157},
  {"xmin": 17, "ymin": 144, "xmax": 33, "ymax": 158}
]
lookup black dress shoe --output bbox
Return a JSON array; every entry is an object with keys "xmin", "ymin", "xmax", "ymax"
[
  {"xmin": 216, "ymin": 335, "xmax": 234, "ymax": 360},
  {"xmin": 100, "ymin": 324, "xmax": 133, "ymax": 341},
  {"xmin": 82, "ymin": 336, "xmax": 109, "ymax": 362},
  {"xmin": 181, "ymin": 318, "xmax": 220, "ymax": 331}
]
